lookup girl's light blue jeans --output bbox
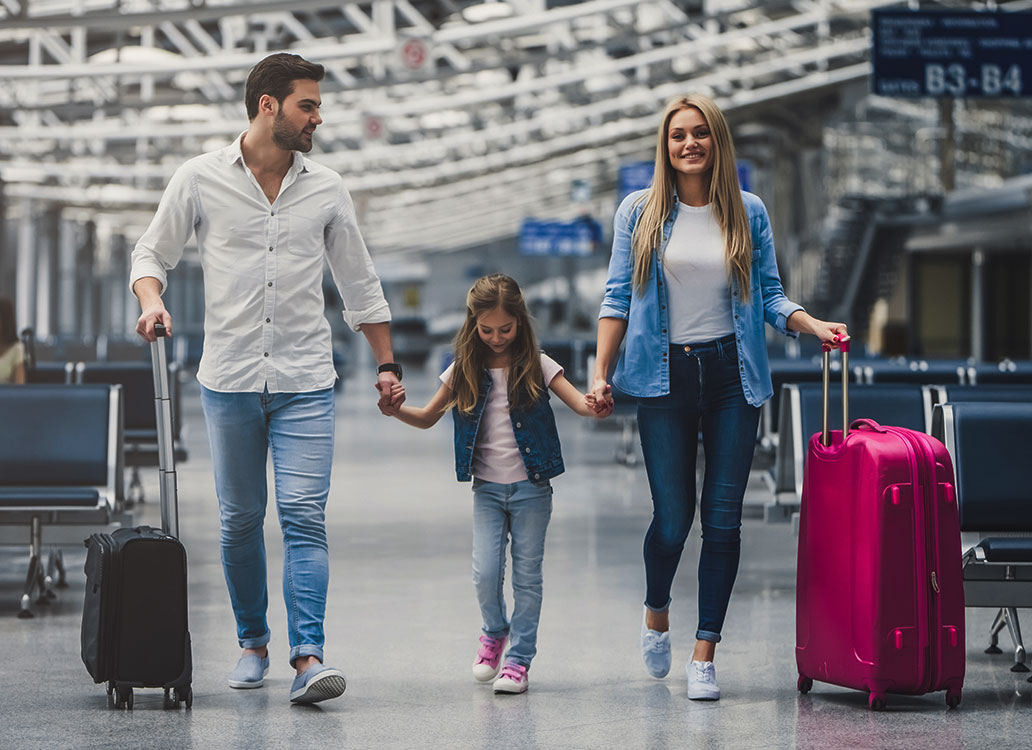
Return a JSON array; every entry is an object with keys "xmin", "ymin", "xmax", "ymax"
[
  {"xmin": 472, "ymin": 478, "xmax": 553, "ymax": 668},
  {"xmin": 200, "ymin": 385, "xmax": 334, "ymax": 667}
]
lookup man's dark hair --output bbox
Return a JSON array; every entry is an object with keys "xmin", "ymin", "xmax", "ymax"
[{"xmin": 245, "ymin": 53, "xmax": 325, "ymax": 121}]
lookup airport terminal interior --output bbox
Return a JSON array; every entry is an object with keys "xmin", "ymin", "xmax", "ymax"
[{"xmin": 2, "ymin": 0, "xmax": 1032, "ymax": 748}]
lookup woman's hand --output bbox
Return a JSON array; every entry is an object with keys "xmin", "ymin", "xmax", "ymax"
[
  {"xmin": 811, "ymin": 320, "xmax": 849, "ymax": 348},
  {"xmin": 587, "ymin": 378, "xmax": 614, "ymax": 416},
  {"xmin": 787, "ymin": 310, "xmax": 848, "ymax": 348}
]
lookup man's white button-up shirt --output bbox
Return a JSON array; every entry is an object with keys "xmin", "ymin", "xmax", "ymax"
[{"xmin": 130, "ymin": 134, "xmax": 391, "ymax": 393}]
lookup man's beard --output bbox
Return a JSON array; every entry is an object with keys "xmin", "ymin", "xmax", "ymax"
[{"xmin": 272, "ymin": 110, "xmax": 312, "ymax": 152}]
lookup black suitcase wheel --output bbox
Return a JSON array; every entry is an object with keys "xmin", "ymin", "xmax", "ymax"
[
  {"xmin": 115, "ymin": 686, "xmax": 133, "ymax": 710},
  {"xmin": 176, "ymin": 686, "xmax": 192, "ymax": 709},
  {"xmin": 106, "ymin": 681, "xmax": 115, "ymax": 696}
]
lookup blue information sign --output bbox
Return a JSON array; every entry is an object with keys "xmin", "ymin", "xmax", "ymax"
[
  {"xmin": 519, "ymin": 217, "xmax": 602, "ymax": 257},
  {"xmin": 872, "ymin": 9, "xmax": 1032, "ymax": 98}
]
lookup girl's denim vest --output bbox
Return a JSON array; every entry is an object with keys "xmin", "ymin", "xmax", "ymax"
[{"xmin": 452, "ymin": 370, "xmax": 564, "ymax": 485}]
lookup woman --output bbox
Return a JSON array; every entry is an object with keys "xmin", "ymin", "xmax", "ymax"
[
  {"xmin": 0, "ymin": 296, "xmax": 26, "ymax": 384},
  {"xmin": 588, "ymin": 94, "xmax": 846, "ymax": 700}
]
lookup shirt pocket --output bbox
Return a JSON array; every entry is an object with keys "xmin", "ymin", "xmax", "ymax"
[{"xmin": 285, "ymin": 210, "xmax": 326, "ymax": 255}]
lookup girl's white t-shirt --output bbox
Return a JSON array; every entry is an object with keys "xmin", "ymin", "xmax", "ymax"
[
  {"xmin": 662, "ymin": 201, "xmax": 735, "ymax": 344},
  {"xmin": 441, "ymin": 353, "xmax": 563, "ymax": 484}
]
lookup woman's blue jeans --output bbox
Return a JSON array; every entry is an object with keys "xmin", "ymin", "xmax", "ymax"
[
  {"xmin": 472, "ymin": 478, "xmax": 553, "ymax": 668},
  {"xmin": 200, "ymin": 385, "xmax": 334, "ymax": 666},
  {"xmin": 636, "ymin": 336, "xmax": 760, "ymax": 643}
]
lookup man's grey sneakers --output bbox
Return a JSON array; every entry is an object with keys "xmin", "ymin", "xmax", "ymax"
[
  {"xmin": 641, "ymin": 611, "xmax": 672, "ymax": 678},
  {"xmin": 289, "ymin": 663, "xmax": 347, "ymax": 705},
  {"xmin": 228, "ymin": 652, "xmax": 270, "ymax": 689},
  {"xmin": 687, "ymin": 660, "xmax": 720, "ymax": 700}
]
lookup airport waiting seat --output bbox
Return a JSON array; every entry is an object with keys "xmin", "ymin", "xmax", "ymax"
[
  {"xmin": 76, "ymin": 360, "xmax": 186, "ymax": 505},
  {"xmin": 772, "ymin": 383, "xmax": 930, "ymax": 505},
  {"xmin": 0, "ymin": 384, "xmax": 126, "ymax": 617},
  {"xmin": 26, "ymin": 361, "xmax": 75, "ymax": 384},
  {"xmin": 933, "ymin": 401, "xmax": 1032, "ymax": 674},
  {"xmin": 966, "ymin": 360, "xmax": 1032, "ymax": 385},
  {"xmin": 859, "ymin": 359, "xmax": 968, "ymax": 385},
  {"xmin": 933, "ymin": 384, "xmax": 1032, "ymax": 408}
]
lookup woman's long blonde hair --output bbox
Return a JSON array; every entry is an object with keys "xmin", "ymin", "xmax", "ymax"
[
  {"xmin": 449, "ymin": 275, "xmax": 545, "ymax": 417},
  {"xmin": 631, "ymin": 94, "xmax": 752, "ymax": 299}
]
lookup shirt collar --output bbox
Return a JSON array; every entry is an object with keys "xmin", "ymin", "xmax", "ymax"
[{"xmin": 225, "ymin": 131, "xmax": 310, "ymax": 174}]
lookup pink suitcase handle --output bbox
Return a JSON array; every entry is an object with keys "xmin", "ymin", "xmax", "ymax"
[
  {"xmin": 850, "ymin": 418, "xmax": 889, "ymax": 434},
  {"xmin": 821, "ymin": 335, "xmax": 852, "ymax": 446}
]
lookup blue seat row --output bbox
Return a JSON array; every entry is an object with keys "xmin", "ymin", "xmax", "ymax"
[{"xmin": 0, "ymin": 384, "xmax": 126, "ymax": 618}]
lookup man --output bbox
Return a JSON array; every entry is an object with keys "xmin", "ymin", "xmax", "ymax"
[{"xmin": 131, "ymin": 53, "xmax": 404, "ymax": 705}]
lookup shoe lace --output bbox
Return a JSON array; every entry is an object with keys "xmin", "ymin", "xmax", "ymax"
[
  {"xmin": 693, "ymin": 661, "xmax": 715, "ymax": 682},
  {"xmin": 498, "ymin": 663, "xmax": 526, "ymax": 682},
  {"xmin": 476, "ymin": 635, "xmax": 504, "ymax": 663},
  {"xmin": 642, "ymin": 630, "xmax": 669, "ymax": 654}
]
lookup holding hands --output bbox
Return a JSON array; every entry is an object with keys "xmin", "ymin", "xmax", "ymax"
[
  {"xmin": 376, "ymin": 375, "xmax": 406, "ymax": 416},
  {"xmin": 586, "ymin": 379, "xmax": 614, "ymax": 418}
]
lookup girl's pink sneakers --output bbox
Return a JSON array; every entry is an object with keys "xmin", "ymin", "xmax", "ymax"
[
  {"xmin": 492, "ymin": 661, "xmax": 529, "ymax": 694},
  {"xmin": 472, "ymin": 634, "xmax": 507, "ymax": 682}
]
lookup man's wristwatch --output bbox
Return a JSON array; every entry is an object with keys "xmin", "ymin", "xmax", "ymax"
[{"xmin": 377, "ymin": 362, "xmax": 403, "ymax": 381}]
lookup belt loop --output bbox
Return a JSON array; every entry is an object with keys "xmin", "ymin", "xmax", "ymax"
[{"xmin": 716, "ymin": 337, "xmax": 725, "ymax": 359}]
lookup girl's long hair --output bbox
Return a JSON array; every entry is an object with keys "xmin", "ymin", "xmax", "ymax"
[
  {"xmin": 631, "ymin": 94, "xmax": 752, "ymax": 300},
  {"xmin": 449, "ymin": 275, "xmax": 545, "ymax": 416}
]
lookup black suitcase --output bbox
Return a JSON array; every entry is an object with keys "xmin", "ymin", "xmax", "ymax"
[{"xmin": 81, "ymin": 323, "xmax": 192, "ymax": 709}]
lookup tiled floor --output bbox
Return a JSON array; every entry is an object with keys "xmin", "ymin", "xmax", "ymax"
[{"xmin": 1, "ymin": 371, "xmax": 1029, "ymax": 749}]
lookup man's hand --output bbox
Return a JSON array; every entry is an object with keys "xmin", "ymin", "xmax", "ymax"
[
  {"xmin": 135, "ymin": 301, "xmax": 173, "ymax": 342},
  {"xmin": 375, "ymin": 372, "xmax": 405, "ymax": 416}
]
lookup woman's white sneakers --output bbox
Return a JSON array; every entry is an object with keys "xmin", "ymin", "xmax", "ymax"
[
  {"xmin": 687, "ymin": 660, "xmax": 720, "ymax": 701},
  {"xmin": 640, "ymin": 612, "xmax": 672, "ymax": 678}
]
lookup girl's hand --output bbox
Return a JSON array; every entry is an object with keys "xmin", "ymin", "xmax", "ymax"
[
  {"xmin": 588, "ymin": 395, "xmax": 614, "ymax": 419},
  {"xmin": 378, "ymin": 382, "xmax": 405, "ymax": 416},
  {"xmin": 811, "ymin": 320, "xmax": 848, "ymax": 348}
]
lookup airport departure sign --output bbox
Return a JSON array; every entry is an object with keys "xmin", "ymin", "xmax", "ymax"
[{"xmin": 872, "ymin": 9, "xmax": 1032, "ymax": 97}]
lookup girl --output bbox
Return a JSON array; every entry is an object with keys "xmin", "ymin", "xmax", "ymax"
[
  {"xmin": 387, "ymin": 274, "xmax": 610, "ymax": 694},
  {"xmin": 588, "ymin": 94, "xmax": 846, "ymax": 700}
]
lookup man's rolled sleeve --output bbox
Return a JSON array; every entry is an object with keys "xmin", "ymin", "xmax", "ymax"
[
  {"xmin": 326, "ymin": 184, "xmax": 392, "ymax": 332},
  {"xmin": 129, "ymin": 164, "xmax": 197, "ymax": 295}
]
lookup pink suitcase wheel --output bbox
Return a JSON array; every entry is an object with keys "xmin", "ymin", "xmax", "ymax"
[
  {"xmin": 946, "ymin": 690, "xmax": 961, "ymax": 709},
  {"xmin": 797, "ymin": 675, "xmax": 812, "ymax": 694},
  {"xmin": 868, "ymin": 692, "xmax": 887, "ymax": 711}
]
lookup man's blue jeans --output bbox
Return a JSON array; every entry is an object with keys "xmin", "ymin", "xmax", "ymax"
[
  {"xmin": 636, "ymin": 336, "xmax": 760, "ymax": 643},
  {"xmin": 472, "ymin": 478, "xmax": 553, "ymax": 668},
  {"xmin": 200, "ymin": 385, "xmax": 334, "ymax": 666}
]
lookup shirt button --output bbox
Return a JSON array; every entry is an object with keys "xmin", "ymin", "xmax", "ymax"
[
  {"xmin": 515, "ymin": 422, "xmax": 522, "ymax": 428},
  {"xmin": 661, "ymin": 305, "xmax": 666, "ymax": 310},
  {"xmin": 534, "ymin": 473, "xmax": 540, "ymax": 480},
  {"xmin": 525, "ymin": 447, "xmax": 531, "ymax": 454},
  {"xmin": 268, "ymin": 282, "xmax": 273, "ymax": 287},
  {"xmin": 264, "ymin": 352, "xmax": 269, "ymax": 357},
  {"xmin": 265, "ymin": 318, "xmax": 271, "ymax": 323},
  {"xmin": 269, "ymin": 246, "xmax": 274, "ymax": 252}
]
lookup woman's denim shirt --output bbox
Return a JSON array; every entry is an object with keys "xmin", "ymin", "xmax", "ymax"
[
  {"xmin": 599, "ymin": 189, "xmax": 802, "ymax": 406},
  {"xmin": 452, "ymin": 369, "xmax": 565, "ymax": 484}
]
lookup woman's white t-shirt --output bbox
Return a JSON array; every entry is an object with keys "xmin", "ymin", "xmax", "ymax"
[
  {"xmin": 441, "ymin": 353, "xmax": 563, "ymax": 484},
  {"xmin": 662, "ymin": 202, "xmax": 735, "ymax": 344}
]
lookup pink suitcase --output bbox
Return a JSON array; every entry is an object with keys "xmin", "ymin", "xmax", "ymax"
[{"xmin": 795, "ymin": 338, "xmax": 965, "ymax": 710}]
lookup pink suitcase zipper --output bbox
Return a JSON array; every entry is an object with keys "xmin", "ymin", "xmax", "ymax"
[{"xmin": 795, "ymin": 338, "xmax": 965, "ymax": 710}]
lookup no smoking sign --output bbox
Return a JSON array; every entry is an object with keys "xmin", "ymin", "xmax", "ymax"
[{"xmin": 399, "ymin": 37, "xmax": 429, "ymax": 70}]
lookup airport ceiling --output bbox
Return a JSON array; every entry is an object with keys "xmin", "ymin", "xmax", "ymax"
[{"xmin": 0, "ymin": 0, "xmax": 1024, "ymax": 256}]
